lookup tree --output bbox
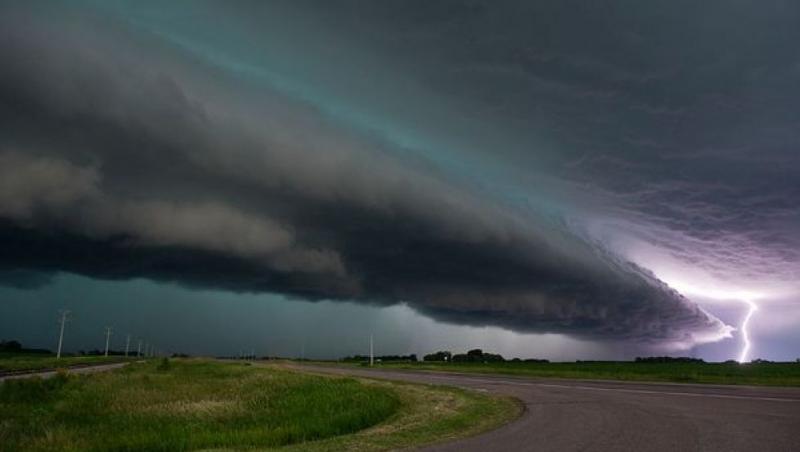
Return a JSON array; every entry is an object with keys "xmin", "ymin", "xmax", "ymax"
[
  {"xmin": 452, "ymin": 349, "xmax": 505, "ymax": 363},
  {"xmin": 423, "ymin": 351, "xmax": 452, "ymax": 362},
  {"xmin": 0, "ymin": 340, "xmax": 22, "ymax": 352}
]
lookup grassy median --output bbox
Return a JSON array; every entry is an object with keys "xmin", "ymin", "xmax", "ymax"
[
  {"xmin": 281, "ymin": 377, "xmax": 520, "ymax": 452},
  {"xmin": 0, "ymin": 359, "xmax": 520, "ymax": 451}
]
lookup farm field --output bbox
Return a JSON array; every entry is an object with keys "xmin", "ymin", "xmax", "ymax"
[
  {"xmin": 0, "ymin": 353, "xmax": 133, "ymax": 373},
  {"xmin": 352, "ymin": 360, "xmax": 800, "ymax": 386}
]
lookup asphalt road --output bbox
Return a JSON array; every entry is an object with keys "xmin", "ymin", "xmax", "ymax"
[
  {"xmin": 0, "ymin": 362, "xmax": 130, "ymax": 382},
  {"xmin": 291, "ymin": 364, "xmax": 800, "ymax": 452}
]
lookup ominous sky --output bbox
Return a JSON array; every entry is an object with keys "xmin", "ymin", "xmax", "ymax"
[{"xmin": 1, "ymin": 1, "xmax": 798, "ymax": 361}]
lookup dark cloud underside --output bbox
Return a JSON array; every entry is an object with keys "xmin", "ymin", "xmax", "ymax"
[{"xmin": 6, "ymin": 1, "xmax": 798, "ymax": 348}]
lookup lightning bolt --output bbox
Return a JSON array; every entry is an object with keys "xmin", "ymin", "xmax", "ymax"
[{"xmin": 738, "ymin": 299, "xmax": 758, "ymax": 363}]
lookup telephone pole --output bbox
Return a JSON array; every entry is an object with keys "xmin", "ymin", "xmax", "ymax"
[
  {"xmin": 56, "ymin": 310, "xmax": 70, "ymax": 360},
  {"xmin": 137, "ymin": 339, "xmax": 142, "ymax": 357},
  {"xmin": 369, "ymin": 334, "xmax": 374, "ymax": 367},
  {"xmin": 125, "ymin": 334, "xmax": 131, "ymax": 357},
  {"xmin": 104, "ymin": 326, "xmax": 113, "ymax": 357}
]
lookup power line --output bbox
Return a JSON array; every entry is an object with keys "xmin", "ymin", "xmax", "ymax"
[
  {"xmin": 104, "ymin": 326, "xmax": 113, "ymax": 357},
  {"xmin": 56, "ymin": 309, "xmax": 71, "ymax": 360}
]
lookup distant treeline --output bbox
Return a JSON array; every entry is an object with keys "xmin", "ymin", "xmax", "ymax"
[
  {"xmin": 451, "ymin": 349, "xmax": 504, "ymax": 363},
  {"xmin": 79, "ymin": 349, "xmax": 135, "ymax": 356},
  {"xmin": 0, "ymin": 340, "xmax": 50, "ymax": 355},
  {"xmin": 423, "ymin": 349, "xmax": 549, "ymax": 363},
  {"xmin": 217, "ymin": 355, "xmax": 296, "ymax": 361},
  {"xmin": 634, "ymin": 356, "xmax": 705, "ymax": 364},
  {"xmin": 341, "ymin": 354, "xmax": 418, "ymax": 363}
]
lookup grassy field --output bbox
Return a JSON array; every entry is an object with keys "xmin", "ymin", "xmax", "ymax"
[
  {"xmin": 0, "ymin": 353, "xmax": 133, "ymax": 373},
  {"xmin": 363, "ymin": 360, "xmax": 800, "ymax": 386},
  {"xmin": 0, "ymin": 359, "xmax": 520, "ymax": 451}
]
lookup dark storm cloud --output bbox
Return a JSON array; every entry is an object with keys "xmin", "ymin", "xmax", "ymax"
[
  {"xmin": 0, "ymin": 269, "xmax": 52, "ymax": 290},
  {"xmin": 299, "ymin": 0, "xmax": 800, "ymax": 291},
  {"xmin": 0, "ymin": 1, "xmax": 760, "ymax": 346}
]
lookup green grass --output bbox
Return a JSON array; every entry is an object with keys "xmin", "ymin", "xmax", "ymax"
[
  {"xmin": 361, "ymin": 361, "xmax": 800, "ymax": 386},
  {"xmin": 282, "ymin": 379, "xmax": 521, "ymax": 452},
  {"xmin": 0, "ymin": 359, "xmax": 520, "ymax": 451},
  {"xmin": 0, "ymin": 353, "xmax": 132, "ymax": 373}
]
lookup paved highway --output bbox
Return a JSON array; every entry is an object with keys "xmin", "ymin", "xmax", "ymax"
[{"xmin": 292, "ymin": 364, "xmax": 800, "ymax": 452}]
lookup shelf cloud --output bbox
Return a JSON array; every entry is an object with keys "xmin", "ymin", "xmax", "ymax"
[{"xmin": 6, "ymin": 2, "xmax": 798, "ymax": 351}]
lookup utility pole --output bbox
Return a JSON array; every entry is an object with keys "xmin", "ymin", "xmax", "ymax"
[
  {"xmin": 125, "ymin": 334, "xmax": 131, "ymax": 357},
  {"xmin": 137, "ymin": 339, "xmax": 142, "ymax": 358},
  {"xmin": 369, "ymin": 334, "xmax": 374, "ymax": 367},
  {"xmin": 56, "ymin": 310, "xmax": 70, "ymax": 360},
  {"xmin": 104, "ymin": 326, "xmax": 112, "ymax": 357}
]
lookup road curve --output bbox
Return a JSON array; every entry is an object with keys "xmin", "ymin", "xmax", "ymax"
[{"xmin": 289, "ymin": 364, "xmax": 800, "ymax": 452}]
